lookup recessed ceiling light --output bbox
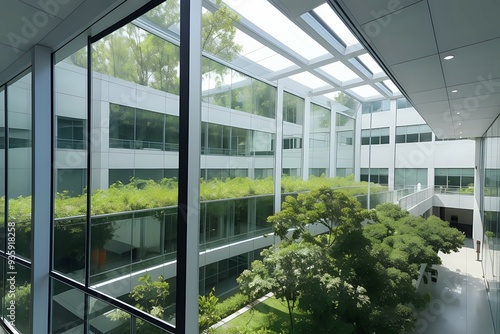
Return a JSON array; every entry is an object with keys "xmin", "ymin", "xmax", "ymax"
[
  {"xmin": 457, "ymin": 112, "xmax": 460, "ymax": 115},
  {"xmin": 452, "ymin": 89, "xmax": 458, "ymax": 93},
  {"xmin": 444, "ymin": 55, "xmax": 454, "ymax": 60},
  {"xmin": 458, "ymin": 123, "xmax": 462, "ymax": 126}
]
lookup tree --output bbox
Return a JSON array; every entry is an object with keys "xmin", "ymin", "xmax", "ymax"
[
  {"xmin": 256, "ymin": 189, "xmax": 462, "ymax": 333},
  {"xmin": 238, "ymin": 243, "xmax": 326, "ymax": 334},
  {"xmin": 71, "ymin": 0, "xmax": 242, "ymax": 95},
  {"xmin": 268, "ymin": 188, "xmax": 370, "ymax": 246}
]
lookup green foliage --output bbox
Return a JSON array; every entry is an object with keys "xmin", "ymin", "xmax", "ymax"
[
  {"xmin": 215, "ymin": 293, "xmax": 249, "ymax": 318},
  {"xmin": 238, "ymin": 243, "xmax": 326, "ymax": 333},
  {"xmin": 269, "ymin": 188, "xmax": 370, "ymax": 246},
  {"xmin": 239, "ymin": 189, "xmax": 463, "ymax": 334},
  {"xmin": 73, "ymin": 0, "xmax": 242, "ymax": 95},
  {"xmin": 199, "ymin": 288, "xmax": 221, "ymax": 332},
  {"xmin": 108, "ymin": 273, "xmax": 169, "ymax": 333}
]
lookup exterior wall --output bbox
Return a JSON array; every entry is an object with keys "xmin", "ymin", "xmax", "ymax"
[{"xmin": 359, "ymin": 102, "xmax": 476, "ymax": 189}]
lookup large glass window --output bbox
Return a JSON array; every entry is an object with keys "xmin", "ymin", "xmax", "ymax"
[
  {"xmin": 435, "ymin": 168, "xmax": 474, "ymax": 190},
  {"xmin": 8, "ymin": 71, "xmax": 32, "ymax": 261},
  {"xmin": 396, "ymin": 124, "xmax": 432, "ymax": 143},
  {"xmin": 283, "ymin": 91, "xmax": 304, "ymax": 124},
  {"xmin": 394, "ymin": 168, "xmax": 428, "ymax": 188},
  {"xmin": 360, "ymin": 168, "xmax": 388, "ymax": 185},
  {"xmin": 56, "ymin": 117, "xmax": 86, "ymax": 149},
  {"xmin": 361, "ymin": 127, "xmax": 389, "ymax": 145}
]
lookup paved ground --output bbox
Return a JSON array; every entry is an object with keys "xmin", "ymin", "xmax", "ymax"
[{"xmin": 412, "ymin": 238, "xmax": 495, "ymax": 334}]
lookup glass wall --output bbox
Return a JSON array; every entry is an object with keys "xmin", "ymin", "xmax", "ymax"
[
  {"xmin": 435, "ymin": 168, "xmax": 474, "ymax": 190},
  {"xmin": 335, "ymin": 113, "xmax": 355, "ymax": 177},
  {"xmin": 282, "ymin": 92, "xmax": 304, "ymax": 178},
  {"xmin": 483, "ymin": 117, "xmax": 500, "ymax": 333},
  {"xmin": 394, "ymin": 168, "xmax": 427, "ymax": 188},
  {"xmin": 8, "ymin": 72, "xmax": 32, "ymax": 261},
  {"xmin": 309, "ymin": 103, "xmax": 330, "ymax": 177}
]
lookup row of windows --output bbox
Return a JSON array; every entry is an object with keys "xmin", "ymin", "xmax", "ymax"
[
  {"xmin": 360, "ymin": 168, "xmax": 388, "ymax": 184},
  {"xmin": 359, "ymin": 168, "xmax": 475, "ymax": 189},
  {"xmin": 396, "ymin": 124, "xmax": 432, "ymax": 143},
  {"xmin": 362, "ymin": 100, "xmax": 390, "ymax": 114},
  {"xmin": 361, "ymin": 127, "xmax": 389, "ymax": 145}
]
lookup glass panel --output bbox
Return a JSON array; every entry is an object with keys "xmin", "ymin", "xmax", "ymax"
[
  {"xmin": 6, "ymin": 263, "xmax": 31, "ymax": 334},
  {"xmin": 0, "ymin": 88, "xmax": 5, "ymax": 252},
  {"xmin": 51, "ymin": 280, "xmax": 85, "ymax": 333},
  {"xmin": 8, "ymin": 71, "xmax": 32, "ymax": 260},
  {"xmin": 91, "ymin": 4, "xmax": 181, "ymax": 327},
  {"xmin": 54, "ymin": 47, "xmax": 88, "ymax": 281},
  {"xmin": 224, "ymin": 0, "xmax": 328, "ymax": 60}
]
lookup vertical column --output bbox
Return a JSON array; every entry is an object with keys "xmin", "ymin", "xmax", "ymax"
[
  {"xmin": 31, "ymin": 45, "xmax": 51, "ymax": 334},
  {"xmin": 302, "ymin": 97, "xmax": 311, "ymax": 181},
  {"xmin": 353, "ymin": 106, "xmax": 362, "ymax": 182},
  {"xmin": 274, "ymin": 81, "xmax": 283, "ymax": 213},
  {"xmin": 178, "ymin": 0, "xmax": 202, "ymax": 333},
  {"xmin": 329, "ymin": 105, "xmax": 337, "ymax": 178},
  {"xmin": 388, "ymin": 99, "xmax": 397, "ymax": 188}
]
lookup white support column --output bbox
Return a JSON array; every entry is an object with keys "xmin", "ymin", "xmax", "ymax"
[
  {"xmin": 302, "ymin": 97, "xmax": 311, "ymax": 180},
  {"xmin": 274, "ymin": 81, "xmax": 284, "ymax": 213},
  {"xmin": 31, "ymin": 45, "xmax": 51, "ymax": 334},
  {"xmin": 329, "ymin": 105, "xmax": 337, "ymax": 178}
]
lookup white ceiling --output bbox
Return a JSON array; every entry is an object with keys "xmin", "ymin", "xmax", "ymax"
[{"xmin": 331, "ymin": 0, "xmax": 500, "ymax": 139}]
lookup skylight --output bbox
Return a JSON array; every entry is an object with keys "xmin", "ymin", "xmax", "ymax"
[
  {"xmin": 312, "ymin": 3, "xmax": 359, "ymax": 48},
  {"xmin": 223, "ymin": 0, "xmax": 328, "ymax": 60},
  {"xmin": 234, "ymin": 30, "xmax": 295, "ymax": 72},
  {"xmin": 357, "ymin": 54, "xmax": 383, "ymax": 75},
  {"xmin": 348, "ymin": 85, "xmax": 383, "ymax": 99},
  {"xmin": 383, "ymin": 80, "xmax": 400, "ymax": 93},
  {"xmin": 289, "ymin": 72, "xmax": 329, "ymax": 90},
  {"xmin": 320, "ymin": 62, "xmax": 360, "ymax": 83}
]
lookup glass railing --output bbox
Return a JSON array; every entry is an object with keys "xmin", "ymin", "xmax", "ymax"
[
  {"xmin": 398, "ymin": 186, "xmax": 435, "ymax": 211},
  {"xmin": 434, "ymin": 185, "xmax": 474, "ymax": 195},
  {"xmin": 56, "ymin": 138, "xmax": 86, "ymax": 149}
]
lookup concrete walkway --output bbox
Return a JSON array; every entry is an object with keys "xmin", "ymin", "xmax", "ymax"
[{"xmin": 411, "ymin": 238, "xmax": 495, "ymax": 334}]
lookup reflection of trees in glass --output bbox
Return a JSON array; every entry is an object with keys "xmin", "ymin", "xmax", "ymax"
[
  {"xmin": 72, "ymin": 0, "xmax": 241, "ymax": 95},
  {"xmin": 334, "ymin": 92, "xmax": 360, "ymax": 111}
]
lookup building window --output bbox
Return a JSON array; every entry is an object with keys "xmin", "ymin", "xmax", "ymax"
[
  {"xmin": 361, "ymin": 127, "xmax": 389, "ymax": 145},
  {"xmin": 309, "ymin": 168, "xmax": 327, "ymax": 177},
  {"xmin": 396, "ymin": 98, "xmax": 412, "ymax": 109},
  {"xmin": 360, "ymin": 168, "xmax": 388, "ymax": 185},
  {"xmin": 283, "ymin": 137, "xmax": 302, "ymax": 149},
  {"xmin": 283, "ymin": 91, "xmax": 304, "ymax": 125},
  {"xmin": 362, "ymin": 100, "xmax": 390, "ymax": 114},
  {"xmin": 395, "ymin": 168, "xmax": 427, "ymax": 188},
  {"xmin": 396, "ymin": 124, "xmax": 432, "ymax": 143},
  {"xmin": 435, "ymin": 168, "xmax": 474, "ymax": 189},
  {"xmin": 57, "ymin": 117, "xmax": 86, "ymax": 149}
]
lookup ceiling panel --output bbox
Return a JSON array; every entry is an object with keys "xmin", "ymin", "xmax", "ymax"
[
  {"xmin": 429, "ymin": 0, "xmax": 500, "ymax": 52},
  {"xmin": 416, "ymin": 100, "xmax": 450, "ymax": 115},
  {"xmin": 339, "ymin": 0, "xmax": 420, "ymax": 25},
  {"xmin": 361, "ymin": 1, "xmax": 436, "ymax": 66},
  {"xmin": 451, "ymin": 106, "xmax": 500, "ymax": 121},
  {"xmin": 18, "ymin": 0, "xmax": 85, "ymax": 20},
  {"xmin": 0, "ymin": 44, "xmax": 26, "ymax": 74},
  {"xmin": 0, "ymin": 0, "xmax": 62, "ymax": 50},
  {"xmin": 391, "ymin": 55, "xmax": 445, "ymax": 94},
  {"xmin": 409, "ymin": 88, "xmax": 448, "ymax": 104},
  {"xmin": 441, "ymin": 38, "xmax": 500, "ymax": 87}
]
